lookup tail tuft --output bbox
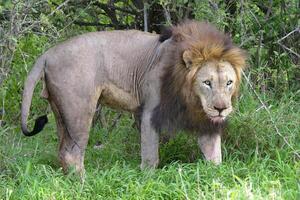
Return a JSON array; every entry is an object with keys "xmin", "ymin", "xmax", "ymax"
[{"xmin": 22, "ymin": 115, "xmax": 48, "ymax": 137}]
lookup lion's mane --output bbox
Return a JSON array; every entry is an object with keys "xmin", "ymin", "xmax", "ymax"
[{"xmin": 152, "ymin": 20, "xmax": 246, "ymax": 134}]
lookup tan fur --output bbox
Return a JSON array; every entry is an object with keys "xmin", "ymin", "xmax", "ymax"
[
  {"xmin": 155, "ymin": 21, "xmax": 246, "ymax": 131},
  {"xmin": 153, "ymin": 21, "xmax": 247, "ymax": 165},
  {"xmin": 100, "ymin": 84, "xmax": 139, "ymax": 112},
  {"xmin": 174, "ymin": 21, "xmax": 246, "ymax": 98},
  {"xmin": 21, "ymin": 20, "xmax": 246, "ymax": 173}
]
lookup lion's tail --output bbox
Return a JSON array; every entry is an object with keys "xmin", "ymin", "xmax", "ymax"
[{"xmin": 21, "ymin": 55, "xmax": 48, "ymax": 136}]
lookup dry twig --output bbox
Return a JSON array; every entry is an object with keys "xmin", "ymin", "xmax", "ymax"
[
  {"xmin": 242, "ymin": 71, "xmax": 300, "ymax": 159},
  {"xmin": 277, "ymin": 27, "xmax": 300, "ymax": 58}
]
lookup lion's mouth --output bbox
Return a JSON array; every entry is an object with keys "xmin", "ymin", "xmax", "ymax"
[{"xmin": 209, "ymin": 116, "xmax": 225, "ymax": 124}]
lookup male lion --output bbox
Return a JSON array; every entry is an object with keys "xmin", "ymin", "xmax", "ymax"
[{"xmin": 21, "ymin": 20, "xmax": 246, "ymax": 173}]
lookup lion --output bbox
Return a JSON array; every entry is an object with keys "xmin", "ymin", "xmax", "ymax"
[{"xmin": 21, "ymin": 20, "xmax": 246, "ymax": 174}]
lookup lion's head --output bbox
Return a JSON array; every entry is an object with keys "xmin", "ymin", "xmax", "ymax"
[
  {"xmin": 191, "ymin": 60, "xmax": 238, "ymax": 123},
  {"xmin": 152, "ymin": 20, "xmax": 246, "ymax": 132}
]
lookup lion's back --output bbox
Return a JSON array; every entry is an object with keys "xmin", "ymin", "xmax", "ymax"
[{"xmin": 43, "ymin": 29, "xmax": 161, "ymax": 111}]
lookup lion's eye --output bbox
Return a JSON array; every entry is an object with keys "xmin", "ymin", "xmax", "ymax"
[
  {"xmin": 227, "ymin": 80, "xmax": 233, "ymax": 86},
  {"xmin": 203, "ymin": 80, "xmax": 211, "ymax": 87}
]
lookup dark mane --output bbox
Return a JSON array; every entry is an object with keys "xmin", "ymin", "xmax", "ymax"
[
  {"xmin": 159, "ymin": 27, "xmax": 173, "ymax": 42},
  {"xmin": 152, "ymin": 20, "xmax": 246, "ymax": 134}
]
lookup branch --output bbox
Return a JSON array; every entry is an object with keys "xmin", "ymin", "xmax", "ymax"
[
  {"xmin": 162, "ymin": 5, "xmax": 172, "ymax": 25},
  {"xmin": 20, "ymin": 0, "xmax": 73, "ymax": 35},
  {"xmin": 277, "ymin": 43, "xmax": 300, "ymax": 58},
  {"xmin": 92, "ymin": 2, "xmax": 119, "ymax": 29},
  {"xmin": 108, "ymin": 113, "xmax": 122, "ymax": 132},
  {"xmin": 242, "ymin": 71, "xmax": 300, "ymax": 159},
  {"xmin": 93, "ymin": 2, "xmax": 139, "ymax": 15},
  {"xmin": 49, "ymin": 0, "xmax": 71, "ymax": 17},
  {"xmin": 143, "ymin": 2, "xmax": 148, "ymax": 31},
  {"xmin": 277, "ymin": 27, "xmax": 300, "ymax": 43},
  {"xmin": 74, "ymin": 21, "xmax": 126, "ymax": 28},
  {"xmin": 277, "ymin": 27, "xmax": 300, "ymax": 58}
]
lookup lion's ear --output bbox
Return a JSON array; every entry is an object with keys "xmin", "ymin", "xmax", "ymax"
[{"xmin": 183, "ymin": 51, "xmax": 193, "ymax": 68}]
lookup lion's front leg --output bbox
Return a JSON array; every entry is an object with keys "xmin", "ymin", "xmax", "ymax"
[
  {"xmin": 198, "ymin": 133, "xmax": 222, "ymax": 165},
  {"xmin": 140, "ymin": 110, "xmax": 159, "ymax": 169}
]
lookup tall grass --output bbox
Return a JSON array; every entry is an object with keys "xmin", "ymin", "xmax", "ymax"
[
  {"xmin": 0, "ymin": 88, "xmax": 299, "ymax": 199},
  {"xmin": 0, "ymin": 1, "xmax": 299, "ymax": 197}
]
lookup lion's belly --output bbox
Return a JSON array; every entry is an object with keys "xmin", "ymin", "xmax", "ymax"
[{"xmin": 99, "ymin": 84, "xmax": 139, "ymax": 112}]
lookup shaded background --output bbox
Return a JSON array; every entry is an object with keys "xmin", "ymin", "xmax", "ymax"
[
  {"xmin": 0, "ymin": 1, "xmax": 299, "ymax": 199},
  {"xmin": 0, "ymin": 0, "xmax": 299, "ymax": 123}
]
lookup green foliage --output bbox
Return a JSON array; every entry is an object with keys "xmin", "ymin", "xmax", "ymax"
[
  {"xmin": 193, "ymin": 0, "xmax": 299, "ymax": 95},
  {"xmin": 194, "ymin": 1, "xmax": 228, "ymax": 28},
  {"xmin": 2, "ymin": 0, "xmax": 298, "ymax": 124},
  {"xmin": 0, "ymin": 91, "xmax": 299, "ymax": 198},
  {"xmin": 1, "ymin": 34, "xmax": 49, "ymax": 123},
  {"xmin": 159, "ymin": 133, "xmax": 201, "ymax": 167},
  {"xmin": 0, "ymin": 0, "xmax": 299, "ymax": 198}
]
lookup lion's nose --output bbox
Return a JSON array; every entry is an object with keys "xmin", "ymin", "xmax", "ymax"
[{"xmin": 214, "ymin": 106, "xmax": 227, "ymax": 113}]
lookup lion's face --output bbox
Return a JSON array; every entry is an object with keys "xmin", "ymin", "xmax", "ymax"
[{"xmin": 193, "ymin": 61, "xmax": 238, "ymax": 124}]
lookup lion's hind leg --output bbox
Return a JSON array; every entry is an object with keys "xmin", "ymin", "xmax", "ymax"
[
  {"xmin": 49, "ymin": 100, "xmax": 85, "ymax": 175},
  {"xmin": 49, "ymin": 90, "xmax": 101, "ymax": 176}
]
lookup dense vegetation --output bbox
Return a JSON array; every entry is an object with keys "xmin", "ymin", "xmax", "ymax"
[{"xmin": 0, "ymin": 0, "xmax": 299, "ymax": 199}]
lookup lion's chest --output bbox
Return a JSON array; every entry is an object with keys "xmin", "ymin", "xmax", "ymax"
[{"xmin": 99, "ymin": 84, "xmax": 139, "ymax": 112}]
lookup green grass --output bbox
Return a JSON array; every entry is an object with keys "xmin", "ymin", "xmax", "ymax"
[{"xmin": 0, "ymin": 91, "xmax": 299, "ymax": 199}]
